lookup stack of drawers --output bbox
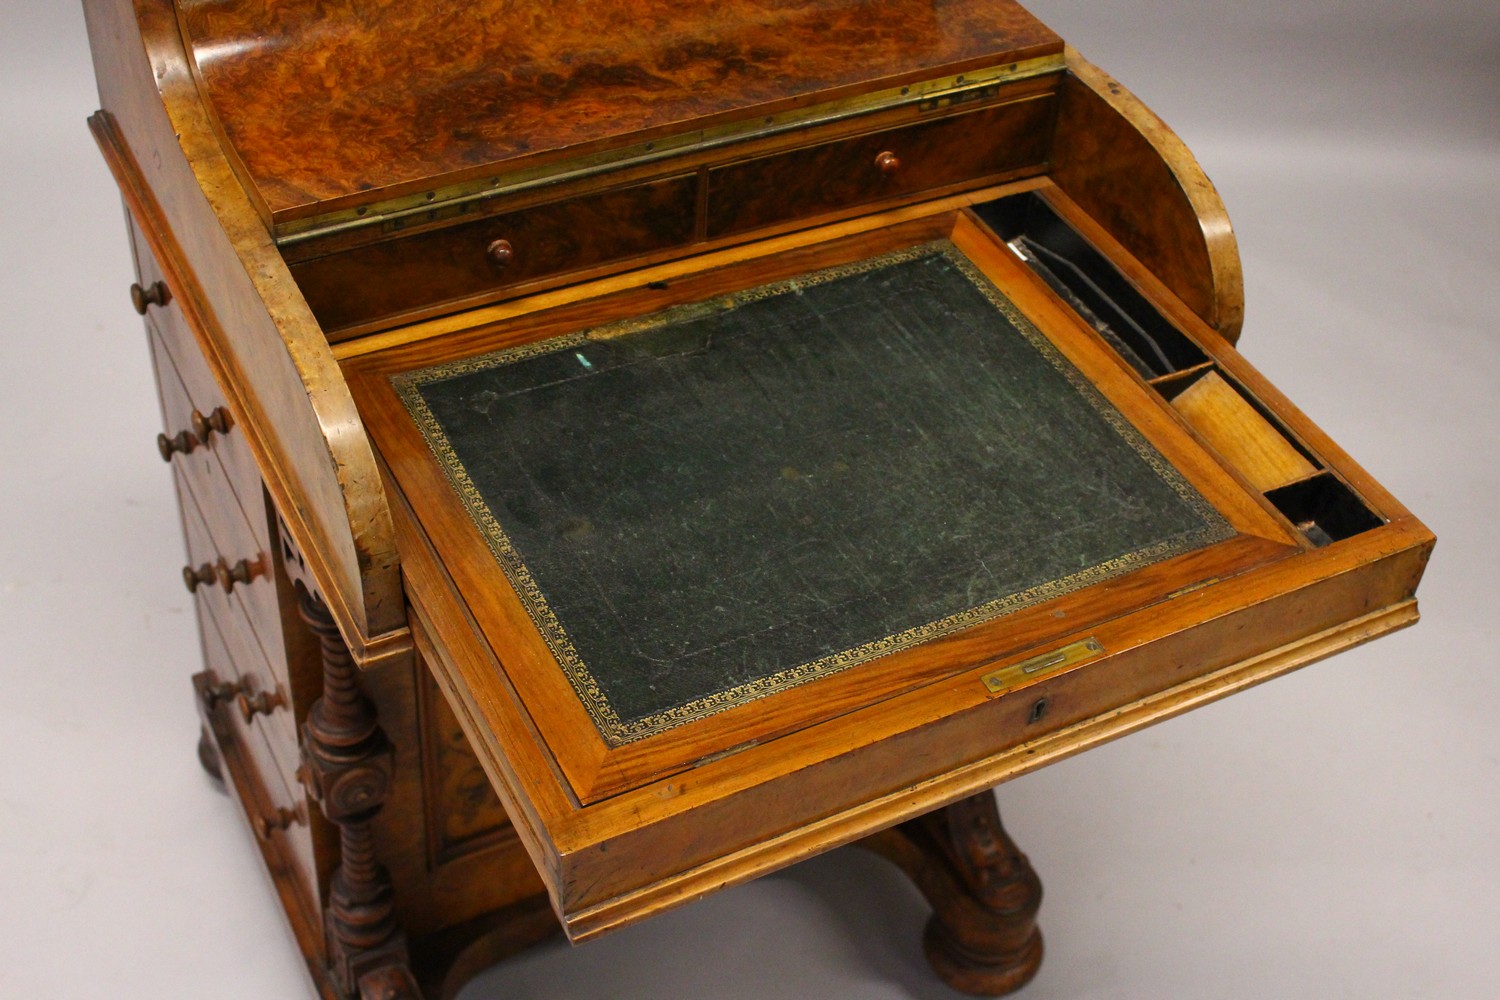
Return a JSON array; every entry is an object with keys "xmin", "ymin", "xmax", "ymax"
[{"xmin": 126, "ymin": 217, "xmax": 326, "ymax": 936}]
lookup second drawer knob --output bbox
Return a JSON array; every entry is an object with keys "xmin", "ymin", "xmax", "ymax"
[
  {"xmin": 130, "ymin": 280, "xmax": 170, "ymax": 315},
  {"xmin": 874, "ymin": 150, "xmax": 902, "ymax": 175},
  {"xmin": 485, "ymin": 238, "xmax": 515, "ymax": 269},
  {"xmin": 255, "ymin": 803, "xmax": 306, "ymax": 841},
  {"xmin": 236, "ymin": 686, "xmax": 286, "ymax": 723},
  {"xmin": 190, "ymin": 407, "xmax": 232, "ymax": 444},
  {"xmin": 215, "ymin": 557, "xmax": 256, "ymax": 593},
  {"xmin": 156, "ymin": 430, "xmax": 199, "ymax": 462},
  {"xmin": 182, "ymin": 563, "xmax": 216, "ymax": 593}
]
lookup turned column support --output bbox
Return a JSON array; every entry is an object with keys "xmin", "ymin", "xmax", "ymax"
[
  {"xmin": 298, "ymin": 589, "xmax": 421, "ymax": 1000},
  {"xmin": 857, "ymin": 790, "xmax": 1043, "ymax": 996}
]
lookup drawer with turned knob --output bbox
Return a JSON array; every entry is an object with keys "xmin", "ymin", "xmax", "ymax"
[
  {"xmin": 182, "ymin": 556, "xmax": 261, "ymax": 595},
  {"xmin": 705, "ymin": 85, "xmax": 1058, "ymax": 238},
  {"xmin": 193, "ymin": 632, "xmax": 318, "ymax": 916},
  {"xmin": 148, "ymin": 327, "xmax": 262, "ymax": 515},
  {"xmin": 286, "ymin": 173, "xmax": 698, "ymax": 335},
  {"xmin": 176, "ymin": 469, "xmax": 289, "ymax": 691}
]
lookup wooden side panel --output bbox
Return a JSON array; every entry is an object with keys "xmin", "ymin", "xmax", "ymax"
[
  {"xmin": 83, "ymin": 0, "xmax": 408, "ymax": 665},
  {"xmin": 362, "ymin": 652, "xmax": 549, "ymax": 939},
  {"xmin": 1050, "ymin": 49, "xmax": 1244, "ymax": 343}
]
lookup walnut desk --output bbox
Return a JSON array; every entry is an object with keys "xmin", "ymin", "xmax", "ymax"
[{"xmin": 81, "ymin": 1, "xmax": 1433, "ymax": 996}]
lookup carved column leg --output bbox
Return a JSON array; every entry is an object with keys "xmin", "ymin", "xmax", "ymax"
[
  {"xmin": 298, "ymin": 590, "xmax": 422, "ymax": 1000},
  {"xmin": 858, "ymin": 790, "xmax": 1043, "ymax": 996}
]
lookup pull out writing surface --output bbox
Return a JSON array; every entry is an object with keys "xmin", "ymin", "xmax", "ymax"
[
  {"xmin": 335, "ymin": 201, "xmax": 1437, "ymax": 938},
  {"xmin": 395, "ymin": 241, "xmax": 1232, "ymax": 745}
]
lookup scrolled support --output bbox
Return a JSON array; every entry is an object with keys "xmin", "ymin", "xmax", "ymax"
[{"xmin": 857, "ymin": 790, "xmax": 1043, "ymax": 996}]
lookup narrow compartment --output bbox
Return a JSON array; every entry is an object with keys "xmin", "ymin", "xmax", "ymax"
[
  {"xmin": 1160, "ymin": 368, "xmax": 1319, "ymax": 493},
  {"xmin": 971, "ymin": 192, "xmax": 1207, "ymax": 378},
  {"xmin": 1265, "ymin": 473, "xmax": 1385, "ymax": 547}
]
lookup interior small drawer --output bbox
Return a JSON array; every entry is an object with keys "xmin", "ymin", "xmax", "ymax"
[
  {"xmin": 705, "ymin": 94, "xmax": 1056, "ymax": 239},
  {"xmin": 289, "ymin": 174, "xmax": 699, "ymax": 333}
]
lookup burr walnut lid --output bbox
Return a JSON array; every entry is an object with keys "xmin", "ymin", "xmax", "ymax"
[{"xmin": 175, "ymin": 0, "xmax": 1063, "ymax": 227}]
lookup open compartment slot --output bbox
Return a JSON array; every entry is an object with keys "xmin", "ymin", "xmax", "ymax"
[
  {"xmin": 1265, "ymin": 473, "xmax": 1386, "ymax": 547},
  {"xmin": 969, "ymin": 192, "xmax": 1208, "ymax": 379},
  {"xmin": 1155, "ymin": 366, "xmax": 1321, "ymax": 494}
]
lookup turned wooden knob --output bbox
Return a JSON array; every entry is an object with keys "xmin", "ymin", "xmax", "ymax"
[
  {"xmin": 215, "ymin": 557, "xmax": 255, "ymax": 593},
  {"xmin": 199, "ymin": 675, "xmax": 242, "ymax": 710},
  {"xmin": 156, "ymin": 429, "xmax": 199, "ymax": 461},
  {"xmin": 182, "ymin": 563, "xmax": 216, "ymax": 593},
  {"xmin": 190, "ymin": 407, "xmax": 231, "ymax": 443},
  {"xmin": 130, "ymin": 280, "xmax": 169, "ymax": 315},
  {"xmin": 874, "ymin": 150, "xmax": 902, "ymax": 175},
  {"xmin": 236, "ymin": 687, "xmax": 286, "ymax": 723},
  {"xmin": 255, "ymin": 804, "xmax": 304, "ymax": 840},
  {"xmin": 485, "ymin": 238, "xmax": 515, "ymax": 269}
]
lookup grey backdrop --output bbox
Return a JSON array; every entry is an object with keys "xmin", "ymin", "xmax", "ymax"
[{"xmin": 2, "ymin": 2, "xmax": 1496, "ymax": 998}]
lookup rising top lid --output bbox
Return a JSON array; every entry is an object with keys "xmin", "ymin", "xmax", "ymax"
[{"xmin": 176, "ymin": 0, "xmax": 1063, "ymax": 227}]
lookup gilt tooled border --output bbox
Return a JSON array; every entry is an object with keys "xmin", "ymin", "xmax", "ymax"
[{"xmin": 393, "ymin": 241, "xmax": 1235, "ymax": 746}]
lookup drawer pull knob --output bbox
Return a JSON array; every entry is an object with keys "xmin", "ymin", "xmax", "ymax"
[
  {"xmin": 215, "ymin": 557, "xmax": 256, "ymax": 594},
  {"xmin": 236, "ymin": 687, "xmax": 286, "ymax": 723},
  {"xmin": 485, "ymin": 238, "xmax": 515, "ymax": 269},
  {"xmin": 199, "ymin": 675, "xmax": 243, "ymax": 710},
  {"xmin": 130, "ymin": 280, "xmax": 170, "ymax": 315},
  {"xmin": 156, "ymin": 429, "xmax": 200, "ymax": 462},
  {"xmin": 182, "ymin": 563, "xmax": 217, "ymax": 593},
  {"xmin": 874, "ymin": 150, "xmax": 902, "ymax": 175},
  {"xmin": 255, "ymin": 804, "xmax": 305, "ymax": 840},
  {"xmin": 190, "ymin": 407, "xmax": 232, "ymax": 443}
]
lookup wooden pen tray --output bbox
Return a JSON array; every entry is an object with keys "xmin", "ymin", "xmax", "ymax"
[{"xmin": 341, "ymin": 189, "xmax": 1430, "ymax": 939}]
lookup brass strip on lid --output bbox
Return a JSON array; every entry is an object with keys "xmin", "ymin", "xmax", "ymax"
[{"xmin": 981, "ymin": 638, "xmax": 1105, "ymax": 695}]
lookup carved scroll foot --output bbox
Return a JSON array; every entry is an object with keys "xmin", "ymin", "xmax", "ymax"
[
  {"xmin": 858, "ymin": 790, "xmax": 1043, "ymax": 996},
  {"xmin": 298, "ymin": 589, "xmax": 420, "ymax": 999}
]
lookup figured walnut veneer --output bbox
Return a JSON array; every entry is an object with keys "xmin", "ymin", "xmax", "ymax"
[{"xmin": 177, "ymin": 0, "xmax": 1062, "ymax": 220}]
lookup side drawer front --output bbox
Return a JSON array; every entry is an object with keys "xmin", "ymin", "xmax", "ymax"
[
  {"xmin": 706, "ymin": 95, "xmax": 1057, "ymax": 238},
  {"xmin": 289, "ymin": 174, "xmax": 699, "ymax": 331},
  {"xmin": 200, "ymin": 605, "xmax": 319, "ymax": 912},
  {"xmin": 178, "ymin": 466, "xmax": 296, "ymax": 758},
  {"xmin": 129, "ymin": 227, "xmax": 264, "ymax": 526}
]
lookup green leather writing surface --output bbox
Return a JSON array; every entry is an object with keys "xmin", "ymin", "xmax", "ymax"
[{"xmin": 396, "ymin": 243, "xmax": 1232, "ymax": 744}]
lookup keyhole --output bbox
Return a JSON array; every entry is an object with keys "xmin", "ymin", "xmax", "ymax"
[{"xmin": 1028, "ymin": 698, "xmax": 1051, "ymax": 724}]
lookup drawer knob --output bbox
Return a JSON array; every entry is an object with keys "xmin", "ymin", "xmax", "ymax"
[
  {"xmin": 236, "ymin": 686, "xmax": 286, "ymax": 723},
  {"xmin": 156, "ymin": 429, "xmax": 199, "ymax": 462},
  {"xmin": 874, "ymin": 150, "xmax": 902, "ymax": 175},
  {"xmin": 215, "ymin": 557, "xmax": 257, "ymax": 594},
  {"xmin": 190, "ymin": 407, "xmax": 232, "ymax": 444},
  {"xmin": 130, "ymin": 280, "xmax": 170, "ymax": 315},
  {"xmin": 255, "ymin": 804, "xmax": 305, "ymax": 841},
  {"xmin": 199, "ymin": 674, "xmax": 243, "ymax": 710},
  {"xmin": 485, "ymin": 238, "xmax": 515, "ymax": 269},
  {"xmin": 182, "ymin": 563, "xmax": 216, "ymax": 593}
]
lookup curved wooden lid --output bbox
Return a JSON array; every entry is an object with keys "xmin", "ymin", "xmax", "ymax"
[{"xmin": 176, "ymin": 0, "xmax": 1061, "ymax": 224}]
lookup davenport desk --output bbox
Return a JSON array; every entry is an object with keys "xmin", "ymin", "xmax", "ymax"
[{"xmin": 81, "ymin": 1, "xmax": 1433, "ymax": 996}]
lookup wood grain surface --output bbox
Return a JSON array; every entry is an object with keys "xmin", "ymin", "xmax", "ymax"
[{"xmin": 176, "ymin": 0, "xmax": 1062, "ymax": 220}]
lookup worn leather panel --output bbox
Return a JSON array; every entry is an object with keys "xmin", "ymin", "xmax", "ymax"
[{"xmin": 398, "ymin": 243, "xmax": 1231, "ymax": 743}]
